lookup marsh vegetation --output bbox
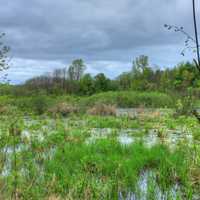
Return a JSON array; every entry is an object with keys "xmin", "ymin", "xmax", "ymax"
[{"xmin": 0, "ymin": 92, "xmax": 200, "ymax": 199}]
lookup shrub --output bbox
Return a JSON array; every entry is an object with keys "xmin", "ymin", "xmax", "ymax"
[
  {"xmin": 0, "ymin": 105, "xmax": 18, "ymax": 115},
  {"xmin": 48, "ymin": 102, "xmax": 79, "ymax": 117},
  {"xmin": 0, "ymin": 105, "xmax": 7, "ymax": 114},
  {"xmin": 31, "ymin": 96, "xmax": 49, "ymax": 115},
  {"xmin": 174, "ymin": 96, "xmax": 195, "ymax": 116},
  {"xmin": 87, "ymin": 104, "xmax": 116, "ymax": 116}
]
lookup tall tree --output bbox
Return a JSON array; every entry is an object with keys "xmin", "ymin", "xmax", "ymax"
[
  {"xmin": 132, "ymin": 55, "xmax": 149, "ymax": 74},
  {"xmin": 131, "ymin": 55, "xmax": 154, "ymax": 90},
  {"xmin": 67, "ymin": 59, "xmax": 86, "ymax": 81}
]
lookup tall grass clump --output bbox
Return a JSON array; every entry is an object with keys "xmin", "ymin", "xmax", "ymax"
[{"xmin": 42, "ymin": 139, "xmax": 191, "ymax": 199}]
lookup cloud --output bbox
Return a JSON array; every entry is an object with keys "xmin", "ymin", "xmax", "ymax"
[{"xmin": 0, "ymin": 0, "xmax": 197, "ymax": 83}]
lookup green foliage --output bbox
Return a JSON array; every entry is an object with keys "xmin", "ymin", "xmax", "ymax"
[
  {"xmin": 2, "ymin": 56, "xmax": 200, "ymax": 97},
  {"xmin": 94, "ymin": 73, "xmax": 111, "ymax": 92},
  {"xmin": 8, "ymin": 95, "xmax": 53, "ymax": 114},
  {"xmin": 172, "ymin": 62, "xmax": 199, "ymax": 90},
  {"xmin": 175, "ymin": 95, "xmax": 195, "ymax": 116},
  {"xmin": 83, "ymin": 91, "xmax": 174, "ymax": 108},
  {"xmin": 31, "ymin": 96, "xmax": 49, "ymax": 114},
  {"xmin": 117, "ymin": 72, "xmax": 133, "ymax": 90},
  {"xmin": 0, "ymin": 91, "xmax": 175, "ymax": 114},
  {"xmin": 79, "ymin": 74, "xmax": 95, "ymax": 95},
  {"xmin": 1, "ymin": 56, "xmax": 200, "ymax": 117}
]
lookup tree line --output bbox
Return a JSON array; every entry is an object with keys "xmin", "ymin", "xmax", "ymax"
[{"xmin": 1, "ymin": 55, "xmax": 199, "ymax": 96}]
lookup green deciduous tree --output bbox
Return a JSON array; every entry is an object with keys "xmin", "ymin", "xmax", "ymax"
[
  {"xmin": 79, "ymin": 73, "xmax": 95, "ymax": 95},
  {"xmin": 94, "ymin": 73, "xmax": 111, "ymax": 92},
  {"xmin": 131, "ymin": 55, "xmax": 154, "ymax": 90},
  {"xmin": 117, "ymin": 72, "xmax": 133, "ymax": 90},
  {"xmin": 132, "ymin": 55, "xmax": 149, "ymax": 74}
]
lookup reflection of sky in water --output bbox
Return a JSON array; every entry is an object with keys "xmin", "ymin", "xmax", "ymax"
[
  {"xmin": 119, "ymin": 170, "xmax": 183, "ymax": 200},
  {"xmin": 116, "ymin": 108, "xmax": 173, "ymax": 118},
  {"xmin": 87, "ymin": 127, "xmax": 193, "ymax": 149}
]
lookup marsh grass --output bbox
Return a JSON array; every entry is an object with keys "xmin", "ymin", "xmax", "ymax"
[
  {"xmin": 0, "ymin": 112, "xmax": 199, "ymax": 199},
  {"xmin": 41, "ymin": 139, "xmax": 191, "ymax": 199}
]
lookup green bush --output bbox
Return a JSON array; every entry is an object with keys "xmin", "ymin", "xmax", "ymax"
[
  {"xmin": 9, "ymin": 95, "xmax": 52, "ymax": 114},
  {"xmin": 31, "ymin": 96, "xmax": 49, "ymax": 114}
]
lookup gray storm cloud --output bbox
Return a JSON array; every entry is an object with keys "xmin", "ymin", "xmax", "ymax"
[{"xmin": 0, "ymin": 0, "xmax": 197, "ymax": 83}]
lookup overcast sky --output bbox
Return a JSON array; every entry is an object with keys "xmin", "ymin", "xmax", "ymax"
[{"xmin": 0, "ymin": 0, "xmax": 199, "ymax": 84}]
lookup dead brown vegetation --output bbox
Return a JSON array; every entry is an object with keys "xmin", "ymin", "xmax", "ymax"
[
  {"xmin": 48, "ymin": 102, "xmax": 79, "ymax": 117},
  {"xmin": 87, "ymin": 104, "xmax": 116, "ymax": 116}
]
